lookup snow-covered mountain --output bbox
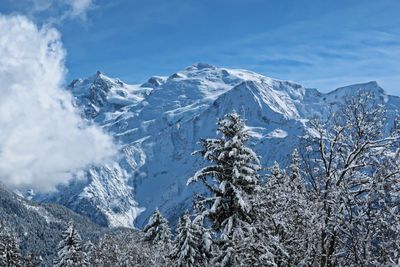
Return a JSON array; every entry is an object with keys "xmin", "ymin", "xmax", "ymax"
[{"xmin": 35, "ymin": 63, "xmax": 400, "ymax": 228}]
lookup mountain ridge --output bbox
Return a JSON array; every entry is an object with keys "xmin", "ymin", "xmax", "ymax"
[{"xmin": 32, "ymin": 63, "xmax": 399, "ymax": 228}]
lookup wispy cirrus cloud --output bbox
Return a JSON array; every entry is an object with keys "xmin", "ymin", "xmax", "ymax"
[
  {"xmin": 150, "ymin": 0, "xmax": 400, "ymax": 94},
  {"xmin": 67, "ymin": 0, "xmax": 93, "ymax": 18},
  {"xmin": 3, "ymin": 0, "xmax": 95, "ymax": 24}
]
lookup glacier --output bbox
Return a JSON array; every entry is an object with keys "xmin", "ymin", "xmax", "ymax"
[{"xmin": 33, "ymin": 63, "xmax": 400, "ymax": 228}]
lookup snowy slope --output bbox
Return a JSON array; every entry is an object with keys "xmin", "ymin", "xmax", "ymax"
[{"xmin": 35, "ymin": 63, "xmax": 400, "ymax": 228}]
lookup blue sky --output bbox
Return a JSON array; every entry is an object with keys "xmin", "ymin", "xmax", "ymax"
[{"xmin": 1, "ymin": 0, "xmax": 400, "ymax": 93}]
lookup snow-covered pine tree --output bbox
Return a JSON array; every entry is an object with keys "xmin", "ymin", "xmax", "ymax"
[
  {"xmin": 192, "ymin": 215, "xmax": 213, "ymax": 264},
  {"xmin": 285, "ymin": 150, "xmax": 315, "ymax": 264},
  {"xmin": 0, "ymin": 221, "xmax": 23, "ymax": 267},
  {"xmin": 142, "ymin": 208, "xmax": 172, "ymax": 265},
  {"xmin": 169, "ymin": 214, "xmax": 211, "ymax": 267},
  {"xmin": 83, "ymin": 241, "xmax": 97, "ymax": 266},
  {"xmin": 237, "ymin": 163, "xmax": 285, "ymax": 266},
  {"xmin": 246, "ymin": 156, "xmax": 314, "ymax": 266},
  {"xmin": 91, "ymin": 231, "xmax": 159, "ymax": 267},
  {"xmin": 143, "ymin": 208, "xmax": 172, "ymax": 244},
  {"xmin": 169, "ymin": 214, "xmax": 199, "ymax": 267},
  {"xmin": 187, "ymin": 112, "xmax": 261, "ymax": 266},
  {"xmin": 54, "ymin": 221, "xmax": 88, "ymax": 267},
  {"xmin": 88, "ymin": 234, "xmax": 115, "ymax": 266}
]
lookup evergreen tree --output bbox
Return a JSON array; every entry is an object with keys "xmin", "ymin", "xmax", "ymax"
[
  {"xmin": 169, "ymin": 214, "xmax": 199, "ymax": 267},
  {"xmin": 170, "ymin": 214, "xmax": 211, "ymax": 267},
  {"xmin": 83, "ymin": 241, "xmax": 97, "ymax": 266},
  {"xmin": 248, "ymin": 159, "xmax": 313, "ymax": 266},
  {"xmin": 143, "ymin": 208, "xmax": 172, "ymax": 244},
  {"xmin": 142, "ymin": 208, "xmax": 172, "ymax": 265},
  {"xmin": 54, "ymin": 221, "xmax": 88, "ymax": 267},
  {"xmin": 89, "ymin": 234, "xmax": 119, "ymax": 267},
  {"xmin": 0, "ymin": 222, "xmax": 23, "ymax": 267},
  {"xmin": 187, "ymin": 112, "xmax": 261, "ymax": 266},
  {"xmin": 192, "ymin": 215, "xmax": 213, "ymax": 264},
  {"xmin": 90, "ymin": 230, "xmax": 169, "ymax": 267}
]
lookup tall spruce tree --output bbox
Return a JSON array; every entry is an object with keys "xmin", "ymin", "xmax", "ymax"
[
  {"xmin": 187, "ymin": 112, "xmax": 261, "ymax": 266},
  {"xmin": 54, "ymin": 221, "xmax": 88, "ymax": 267}
]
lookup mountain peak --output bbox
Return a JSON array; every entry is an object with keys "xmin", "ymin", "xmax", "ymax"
[
  {"xmin": 328, "ymin": 80, "xmax": 385, "ymax": 98},
  {"xmin": 186, "ymin": 62, "xmax": 216, "ymax": 70},
  {"xmin": 339, "ymin": 80, "xmax": 380, "ymax": 89},
  {"xmin": 92, "ymin": 71, "xmax": 115, "ymax": 84}
]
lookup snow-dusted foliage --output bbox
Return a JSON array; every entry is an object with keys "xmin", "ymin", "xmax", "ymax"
[
  {"xmin": 185, "ymin": 97, "xmax": 400, "ymax": 266},
  {"xmin": 24, "ymin": 253, "xmax": 42, "ymax": 267},
  {"xmin": 0, "ymin": 221, "xmax": 23, "ymax": 267},
  {"xmin": 244, "ymin": 156, "xmax": 314, "ymax": 266},
  {"xmin": 87, "ymin": 229, "xmax": 172, "ymax": 267},
  {"xmin": 142, "ymin": 208, "xmax": 172, "ymax": 264},
  {"xmin": 300, "ymin": 92, "xmax": 400, "ymax": 266},
  {"xmin": 188, "ymin": 112, "xmax": 262, "ymax": 266},
  {"xmin": 143, "ymin": 208, "xmax": 172, "ymax": 244},
  {"xmin": 169, "ymin": 214, "xmax": 211, "ymax": 267},
  {"xmin": 54, "ymin": 222, "xmax": 88, "ymax": 267}
]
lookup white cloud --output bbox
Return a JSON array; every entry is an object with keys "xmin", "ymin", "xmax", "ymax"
[
  {"xmin": 26, "ymin": 0, "xmax": 94, "ymax": 22},
  {"xmin": 68, "ymin": 0, "xmax": 93, "ymax": 18},
  {"xmin": 0, "ymin": 15, "xmax": 117, "ymax": 192}
]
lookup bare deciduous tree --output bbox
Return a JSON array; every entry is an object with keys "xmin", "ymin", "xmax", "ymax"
[{"xmin": 301, "ymin": 92, "xmax": 400, "ymax": 266}]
